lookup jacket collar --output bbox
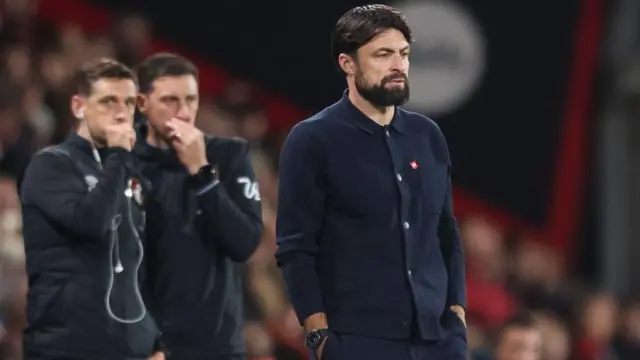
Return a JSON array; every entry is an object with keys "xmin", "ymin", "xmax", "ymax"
[
  {"xmin": 66, "ymin": 132, "xmax": 112, "ymax": 164},
  {"xmin": 133, "ymin": 122, "xmax": 183, "ymax": 169},
  {"xmin": 339, "ymin": 90, "xmax": 409, "ymax": 135}
]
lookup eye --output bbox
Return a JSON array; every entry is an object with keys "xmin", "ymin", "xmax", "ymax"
[{"xmin": 99, "ymin": 98, "xmax": 117, "ymax": 106}]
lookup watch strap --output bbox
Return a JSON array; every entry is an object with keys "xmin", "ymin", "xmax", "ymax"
[{"xmin": 189, "ymin": 164, "xmax": 218, "ymax": 189}]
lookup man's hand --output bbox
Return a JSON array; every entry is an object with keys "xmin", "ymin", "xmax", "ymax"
[
  {"xmin": 166, "ymin": 119, "xmax": 208, "ymax": 175},
  {"xmin": 316, "ymin": 337, "xmax": 328, "ymax": 360},
  {"xmin": 304, "ymin": 313, "xmax": 329, "ymax": 360},
  {"xmin": 105, "ymin": 123, "xmax": 136, "ymax": 151},
  {"xmin": 450, "ymin": 305, "xmax": 466, "ymax": 327},
  {"xmin": 148, "ymin": 351, "xmax": 165, "ymax": 360}
]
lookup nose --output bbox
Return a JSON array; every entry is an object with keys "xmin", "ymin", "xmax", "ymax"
[
  {"xmin": 114, "ymin": 110, "xmax": 128, "ymax": 124},
  {"xmin": 174, "ymin": 102, "xmax": 192, "ymax": 122},
  {"xmin": 113, "ymin": 101, "xmax": 133, "ymax": 124},
  {"xmin": 390, "ymin": 53, "xmax": 408, "ymax": 73}
]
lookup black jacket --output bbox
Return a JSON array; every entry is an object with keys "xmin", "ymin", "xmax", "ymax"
[
  {"xmin": 275, "ymin": 93, "xmax": 466, "ymax": 341},
  {"xmin": 19, "ymin": 134, "xmax": 161, "ymax": 359},
  {"xmin": 133, "ymin": 125, "xmax": 262, "ymax": 359}
]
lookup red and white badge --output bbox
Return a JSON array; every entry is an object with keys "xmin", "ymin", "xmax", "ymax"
[{"xmin": 129, "ymin": 178, "xmax": 144, "ymax": 206}]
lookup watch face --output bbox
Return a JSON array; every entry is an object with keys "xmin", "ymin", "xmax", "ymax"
[
  {"xmin": 204, "ymin": 164, "xmax": 219, "ymax": 180},
  {"xmin": 199, "ymin": 164, "xmax": 213, "ymax": 176},
  {"xmin": 306, "ymin": 330, "xmax": 325, "ymax": 349},
  {"xmin": 196, "ymin": 164, "xmax": 216, "ymax": 182}
]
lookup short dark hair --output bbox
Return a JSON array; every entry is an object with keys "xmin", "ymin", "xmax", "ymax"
[
  {"xmin": 137, "ymin": 53, "xmax": 199, "ymax": 93},
  {"xmin": 330, "ymin": 4, "xmax": 413, "ymax": 70},
  {"xmin": 71, "ymin": 58, "xmax": 137, "ymax": 96},
  {"xmin": 496, "ymin": 312, "xmax": 537, "ymax": 342}
]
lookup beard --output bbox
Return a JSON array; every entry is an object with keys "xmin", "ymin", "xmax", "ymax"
[{"xmin": 355, "ymin": 70, "xmax": 410, "ymax": 107}]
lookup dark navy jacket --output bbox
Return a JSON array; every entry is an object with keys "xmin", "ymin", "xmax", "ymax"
[
  {"xmin": 275, "ymin": 93, "xmax": 466, "ymax": 341},
  {"xmin": 133, "ymin": 124, "xmax": 262, "ymax": 359},
  {"xmin": 19, "ymin": 134, "xmax": 160, "ymax": 359}
]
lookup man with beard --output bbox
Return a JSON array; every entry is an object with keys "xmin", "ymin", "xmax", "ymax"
[{"xmin": 275, "ymin": 5, "xmax": 467, "ymax": 360}]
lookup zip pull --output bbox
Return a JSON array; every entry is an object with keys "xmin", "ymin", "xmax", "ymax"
[{"xmin": 384, "ymin": 125, "xmax": 390, "ymax": 137}]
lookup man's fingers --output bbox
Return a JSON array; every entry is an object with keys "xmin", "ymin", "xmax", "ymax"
[
  {"xmin": 166, "ymin": 121, "xmax": 177, "ymax": 130},
  {"xmin": 148, "ymin": 352, "xmax": 165, "ymax": 360},
  {"xmin": 170, "ymin": 118, "xmax": 199, "ymax": 135},
  {"xmin": 167, "ymin": 124, "xmax": 182, "ymax": 140},
  {"xmin": 169, "ymin": 133, "xmax": 183, "ymax": 145},
  {"xmin": 168, "ymin": 118, "xmax": 188, "ymax": 132},
  {"xmin": 166, "ymin": 121, "xmax": 182, "ymax": 139},
  {"xmin": 171, "ymin": 138, "xmax": 186, "ymax": 151},
  {"xmin": 168, "ymin": 118, "xmax": 202, "ymax": 146},
  {"xmin": 171, "ymin": 130, "xmax": 199, "ymax": 145}
]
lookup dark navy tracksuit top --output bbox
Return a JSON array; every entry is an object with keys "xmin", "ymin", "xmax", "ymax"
[
  {"xmin": 133, "ymin": 124, "xmax": 262, "ymax": 359},
  {"xmin": 275, "ymin": 92, "xmax": 466, "ymax": 341}
]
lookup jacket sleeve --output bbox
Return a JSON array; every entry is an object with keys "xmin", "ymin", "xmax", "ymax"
[
  {"xmin": 437, "ymin": 136, "xmax": 467, "ymax": 309},
  {"xmin": 274, "ymin": 122, "xmax": 326, "ymax": 324},
  {"xmin": 192, "ymin": 140, "xmax": 262, "ymax": 263},
  {"xmin": 19, "ymin": 147, "xmax": 132, "ymax": 240}
]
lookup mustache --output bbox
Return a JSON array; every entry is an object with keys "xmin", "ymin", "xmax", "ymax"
[{"xmin": 382, "ymin": 73, "xmax": 408, "ymax": 83}]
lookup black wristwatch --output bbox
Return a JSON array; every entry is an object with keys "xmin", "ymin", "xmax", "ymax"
[
  {"xmin": 189, "ymin": 163, "xmax": 218, "ymax": 188},
  {"xmin": 305, "ymin": 328, "xmax": 329, "ymax": 349}
]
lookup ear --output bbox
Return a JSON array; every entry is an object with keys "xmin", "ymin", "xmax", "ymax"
[
  {"xmin": 338, "ymin": 53, "xmax": 356, "ymax": 76},
  {"xmin": 70, "ymin": 95, "xmax": 85, "ymax": 119},
  {"xmin": 137, "ymin": 94, "xmax": 148, "ymax": 114}
]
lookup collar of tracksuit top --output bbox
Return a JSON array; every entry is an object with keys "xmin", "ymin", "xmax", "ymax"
[
  {"xmin": 132, "ymin": 123, "xmax": 185, "ymax": 170},
  {"xmin": 67, "ymin": 132, "xmax": 153, "ymax": 192},
  {"xmin": 67, "ymin": 132, "xmax": 124, "ymax": 164},
  {"xmin": 129, "ymin": 123, "xmax": 248, "ymax": 358}
]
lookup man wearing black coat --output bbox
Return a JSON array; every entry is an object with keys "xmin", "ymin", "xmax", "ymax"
[
  {"xmin": 134, "ymin": 53, "xmax": 262, "ymax": 360},
  {"xmin": 19, "ymin": 58, "xmax": 164, "ymax": 360},
  {"xmin": 275, "ymin": 5, "xmax": 467, "ymax": 360}
]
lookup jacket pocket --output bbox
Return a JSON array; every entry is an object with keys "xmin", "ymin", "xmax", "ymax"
[
  {"xmin": 321, "ymin": 331, "xmax": 340, "ymax": 360},
  {"xmin": 27, "ymin": 276, "xmax": 71, "ymax": 329}
]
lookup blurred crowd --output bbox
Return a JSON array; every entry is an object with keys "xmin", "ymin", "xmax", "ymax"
[{"xmin": 0, "ymin": 1, "xmax": 638, "ymax": 360}]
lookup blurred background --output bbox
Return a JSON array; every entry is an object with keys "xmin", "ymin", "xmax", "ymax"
[{"xmin": 0, "ymin": 0, "xmax": 636, "ymax": 359}]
